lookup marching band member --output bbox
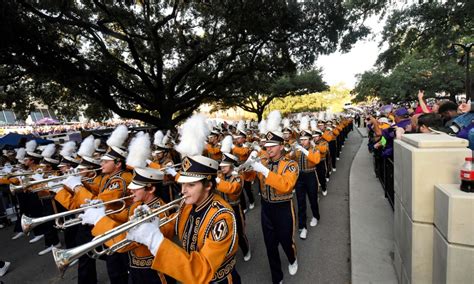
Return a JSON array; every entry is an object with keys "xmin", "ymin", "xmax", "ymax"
[
  {"xmin": 313, "ymin": 129, "xmax": 329, "ymax": 196},
  {"xmin": 204, "ymin": 128, "xmax": 223, "ymax": 161},
  {"xmin": 217, "ymin": 135, "xmax": 251, "ymax": 262},
  {"xmin": 232, "ymin": 121, "xmax": 255, "ymax": 211},
  {"xmin": 150, "ymin": 130, "xmax": 178, "ymax": 203},
  {"xmin": 244, "ymin": 111, "xmax": 299, "ymax": 284},
  {"xmin": 290, "ymin": 116, "xmax": 321, "ymax": 240},
  {"xmin": 320, "ymin": 120, "xmax": 336, "ymax": 173},
  {"xmin": 126, "ymin": 114, "xmax": 241, "ymax": 283}
]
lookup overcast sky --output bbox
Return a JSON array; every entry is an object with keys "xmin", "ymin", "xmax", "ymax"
[{"xmin": 316, "ymin": 14, "xmax": 387, "ymax": 89}]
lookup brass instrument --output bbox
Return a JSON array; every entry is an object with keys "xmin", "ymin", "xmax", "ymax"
[
  {"xmin": 9, "ymin": 169, "xmax": 98, "ymax": 193},
  {"xmin": 0, "ymin": 171, "xmax": 36, "ymax": 179},
  {"xmin": 52, "ymin": 197, "xmax": 185, "ymax": 273},
  {"xmin": 21, "ymin": 195, "xmax": 134, "ymax": 233}
]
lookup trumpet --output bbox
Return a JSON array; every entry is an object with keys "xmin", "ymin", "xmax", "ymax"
[
  {"xmin": 284, "ymin": 142, "xmax": 301, "ymax": 152},
  {"xmin": 21, "ymin": 195, "xmax": 134, "ymax": 234},
  {"xmin": 0, "ymin": 171, "xmax": 35, "ymax": 179},
  {"xmin": 52, "ymin": 197, "xmax": 184, "ymax": 273},
  {"xmin": 9, "ymin": 169, "xmax": 98, "ymax": 193}
]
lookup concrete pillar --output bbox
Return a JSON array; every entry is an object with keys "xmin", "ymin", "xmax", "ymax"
[
  {"xmin": 393, "ymin": 134, "xmax": 470, "ymax": 284},
  {"xmin": 432, "ymin": 184, "xmax": 474, "ymax": 284}
]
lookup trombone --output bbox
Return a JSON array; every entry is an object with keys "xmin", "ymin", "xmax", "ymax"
[
  {"xmin": 9, "ymin": 169, "xmax": 98, "ymax": 193},
  {"xmin": 21, "ymin": 195, "xmax": 134, "ymax": 234},
  {"xmin": 52, "ymin": 197, "xmax": 185, "ymax": 273}
]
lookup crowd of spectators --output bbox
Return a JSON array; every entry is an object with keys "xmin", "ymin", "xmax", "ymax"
[{"xmin": 363, "ymin": 91, "xmax": 474, "ymax": 156}]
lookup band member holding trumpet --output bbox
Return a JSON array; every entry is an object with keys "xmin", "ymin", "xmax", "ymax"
[
  {"xmin": 290, "ymin": 116, "xmax": 321, "ymax": 240},
  {"xmin": 217, "ymin": 135, "xmax": 251, "ymax": 262},
  {"xmin": 244, "ymin": 111, "xmax": 299, "ymax": 284},
  {"xmin": 313, "ymin": 129, "xmax": 329, "ymax": 196},
  {"xmin": 232, "ymin": 121, "xmax": 255, "ymax": 211},
  {"xmin": 125, "ymin": 114, "xmax": 241, "ymax": 283}
]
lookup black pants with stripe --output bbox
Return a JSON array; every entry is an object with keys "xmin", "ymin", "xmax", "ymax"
[
  {"xmin": 232, "ymin": 204, "xmax": 249, "ymax": 256},
  {"xmin": 261, "ymin": 199, "xmax": 296, "ymax": 283},
  {"xmin": 295, "ymin": 171, "xmax": 320, "ymax": 229}
]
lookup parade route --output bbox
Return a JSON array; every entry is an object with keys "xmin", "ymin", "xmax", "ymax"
[{"xmin": 0, "ymin": 130, "xmax": 361, "ymax": 284}]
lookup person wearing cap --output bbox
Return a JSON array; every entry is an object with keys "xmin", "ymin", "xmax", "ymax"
[
  {"xmin": 313, "ymin": 129, "xmax": 329, "ymax": 196},
  {"xmin": 232, "ymin": 130, "xmax": 256, "ymax": 211},
  {"xmin": 80, "ymin": 167, "xmax": 175, "ymax": 284},
  {"xmin": 216, "ymin": 153, "xmax": 251, "ymax": 262},
  {"xmin": 323, "ymin": 122, "xmax": 337, "ymax": 172},
  {"xmin": 53, "ymin": 146, "xmax": 132, "ymax": 284},
  {"xmin": 203, "ymin": 129, "xmax": 223, "ymax": 162},
  {"xmin": 125, "ymin": 155, "xmax": 241, "ymax": 283},
  {"xmin": 243, "ymin": 130, "xmax": 299, "ymax": 284},
  {"xmin": 150, "ymin": 141, "xmax": 178, "ymax": 203},
  {"xmin": 290, "ymin": 130, "xmax": 321, "ymax": 240}
]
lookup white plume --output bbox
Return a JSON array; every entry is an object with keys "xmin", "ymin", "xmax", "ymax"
[
  {"xmin": 300, "ymin": 115, "xmax": 309, "ymax": 131},
  {"xmin": 162, "ymin": 131, "xmax": 171, "ymax": 145},
  {"xmin": 16, "ymin": 148, "xmax": 26, "ymax": 160},
  {"xmin": 77, "ymin": 136, "xmax": 96, "ymax": 158},
  {"xmin": 296, "ymin": 113, "xmax": 302, "ymax": 121},
  {"xmin": 106, "ymin": 125, "xmax": 128, "ymax": 148},
  {"xmin": 41, "ymin": 143, "xmax": 56, "ymax": 158},
  {"xmin": 220, "ymin": 135, "xmax": 233, "ymax": 154},
  {"xmin": 318, "ymin": 112, "xmax": 324, "ymax": 121},
  {"xmin": 154, "ymin": 130, "xmax": 164, "ymax": 146},
  {"xmin": 175, "ymin": 114, "xmax": 209, "ymax": 157},
  {"xmin": 237, "ymin": 120, "xmax": 246, "ymax": 132},
  {"xmin": 60, "ymin": 141, "xmax": 77, "ymax": 157},
  {"xmin": 94, "ymin": 139, "xmax": 101, "ymax": 149},
  {"xmin": 310, "ymin": 120, "xmax": 317, "ymax": 131},
  {"xmin": 126, "ymin": 132, "xmax": 151, "ymax": 168},
  {"xmin": 266, "ymin": 110, "xmax": 282, "ymax": 133},
  {"xmin": 25, "ymin": 140, "xmax": 37, "ymax": 152},
  {"xmin": 282, "ymin": 118, "xmax": 290, "ymax": 129},
  {"xmin": 258, "ymin": 120, "xmax": 267, "ymax": 135}
]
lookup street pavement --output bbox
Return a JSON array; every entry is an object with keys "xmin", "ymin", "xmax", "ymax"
[{"xmin": 0, "ymin": 130, "xmax": 362, "ymax": 283}]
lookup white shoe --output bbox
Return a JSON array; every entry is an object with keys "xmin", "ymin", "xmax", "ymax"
[
  {"xmin": 29, "ymin": 234, "xmax": 44, "ymax": 244},
  {"xmin": 0, "ymin": 224, "xmax": 4, "ymax": 229},
  {"xmin": 342, "ymin": 145, "xmax": 344, "ymax": 148},
  {"xmin": 288, "ymin": 259, "xmax": 298, "ymax": 275},
  {"xmin": 326, "ymin": 178, "xmax": 329, "ymax": 182},
  {"xmin": 310, "ymin": 217, "xmax": 318, "ymax": 227},
  {"xmin": 38, "ymin": 242, "xmax": 61, "ymax": 255},
  {"xmin": 0, "ymin": 261, "xmax": 11, "ymax": 276},
  {"xmin": 243, "ymin": 209, "xmax": 248, "ymax": 214},
  {"xmin": 337, "ymin": 157, "xmax": 340, "ymax": 160},
  {"xmin": 333, "ymin": 168, "xmax": 336, "ymax": 172},
  {"xmin": 12, "ymin": 232, "xmax": 24, "ymax": 240},
  {"xmin": 244, "ymin": 249, "xmax": 252, "ymax": 262},
  {"xmin": 299, "ymin": 228, "xmax": 307, "ymax": 240},
  {"xmin": 249, "ymin": 203, "xmax": 255, "ymax": 210},
  {"xmin": 322, "ymin": 190, "xmax": 327, "ymax": 196}
]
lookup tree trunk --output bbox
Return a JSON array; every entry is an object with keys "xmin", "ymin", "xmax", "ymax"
[{"xmin": 257, "ymin": 111, "xmax": 263, "ymax": 122}]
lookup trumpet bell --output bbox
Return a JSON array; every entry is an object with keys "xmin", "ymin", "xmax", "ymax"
[{"xmin": 21, "ymin": 215, "xmax": 34, "ymax": 234}]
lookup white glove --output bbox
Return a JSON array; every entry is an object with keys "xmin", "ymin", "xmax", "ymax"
[
  {"xmin": 31, "ymin": 173, "xmax": 44, "ymax": 181},
  {"xmin": 78, "ymin": 200, "xmax": 106, "ymax": 225},
  {"xmin": 3, "ymin": 166, "xmax": 12, "ymax": 174},
  {"xmin": 48, "ymin": 181, "xmax": 64, "ymax": 194},
  {"xmin": 215, "ymin": 177, "xmax": 221, "ymax": 184},
  {"xmin": 295, "ymin": 145, "xmax": 309, "ymax": 156},
  {"xmin": 62, "ymin": 175, "xmax": 82, "ymax": 190},
  {"xmin": 146, "ymin": 159, "xmax": 152, "ymax": 165},
  {"xmin": 164, "ymin": 166, "xmax": 177, "ymax": 176},
  {"xmin": 231, "ymin": 144, "xmax": 236, "ymax": 149},
  {"xmin": 126, "ymin": 205, "xmax": 163, "ymax": 256},
  {"xmin": 251, "ymin": 162, "xmax": 270, "ymax": 177},
  {"xmin": 253, "ymin": 145, "xmax": 261, "ymax": 152}
]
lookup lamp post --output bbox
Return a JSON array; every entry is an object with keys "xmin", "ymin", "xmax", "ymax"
[{"xmin": 449, "ymin": 42, "xmax": 473, "ymax": 102}]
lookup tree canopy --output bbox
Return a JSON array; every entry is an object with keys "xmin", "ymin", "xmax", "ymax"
[
  {"xmin": 0, "ymin": 0, "xmax": 384, "ymax": 127},
  {"xmin": 353, "ymin": 1, "xmax": 473, "ymax": 103}
]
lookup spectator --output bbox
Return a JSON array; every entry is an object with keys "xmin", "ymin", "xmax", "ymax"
[{"xmin": 438, "ymin": 101, "xmax": 459, "ymax": 127}]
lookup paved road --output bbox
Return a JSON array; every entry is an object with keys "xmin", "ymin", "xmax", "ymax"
[{"xmin": 0, "ymin": 130, "xmax": 362, "ymax": 283}]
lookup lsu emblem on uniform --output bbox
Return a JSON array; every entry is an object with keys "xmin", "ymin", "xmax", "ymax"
[
  {"xmin": 288, "ymin": 165, "xmax": 296, "ymax": 172},
  {"xmin": 108, "ymin": 181, "xmax": 120, "ymax": 190},
  {"xmin": 182, "ymin": 157, "xmax": 192, "ymax": 172},
  {"xmin": 211, "ymin": 219, "xmax": 228, "ymax": 241}
]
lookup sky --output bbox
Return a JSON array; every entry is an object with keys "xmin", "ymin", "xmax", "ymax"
[{"xmin": 316, "ymin": 14, "xmax": 387, "ymax": 89}]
